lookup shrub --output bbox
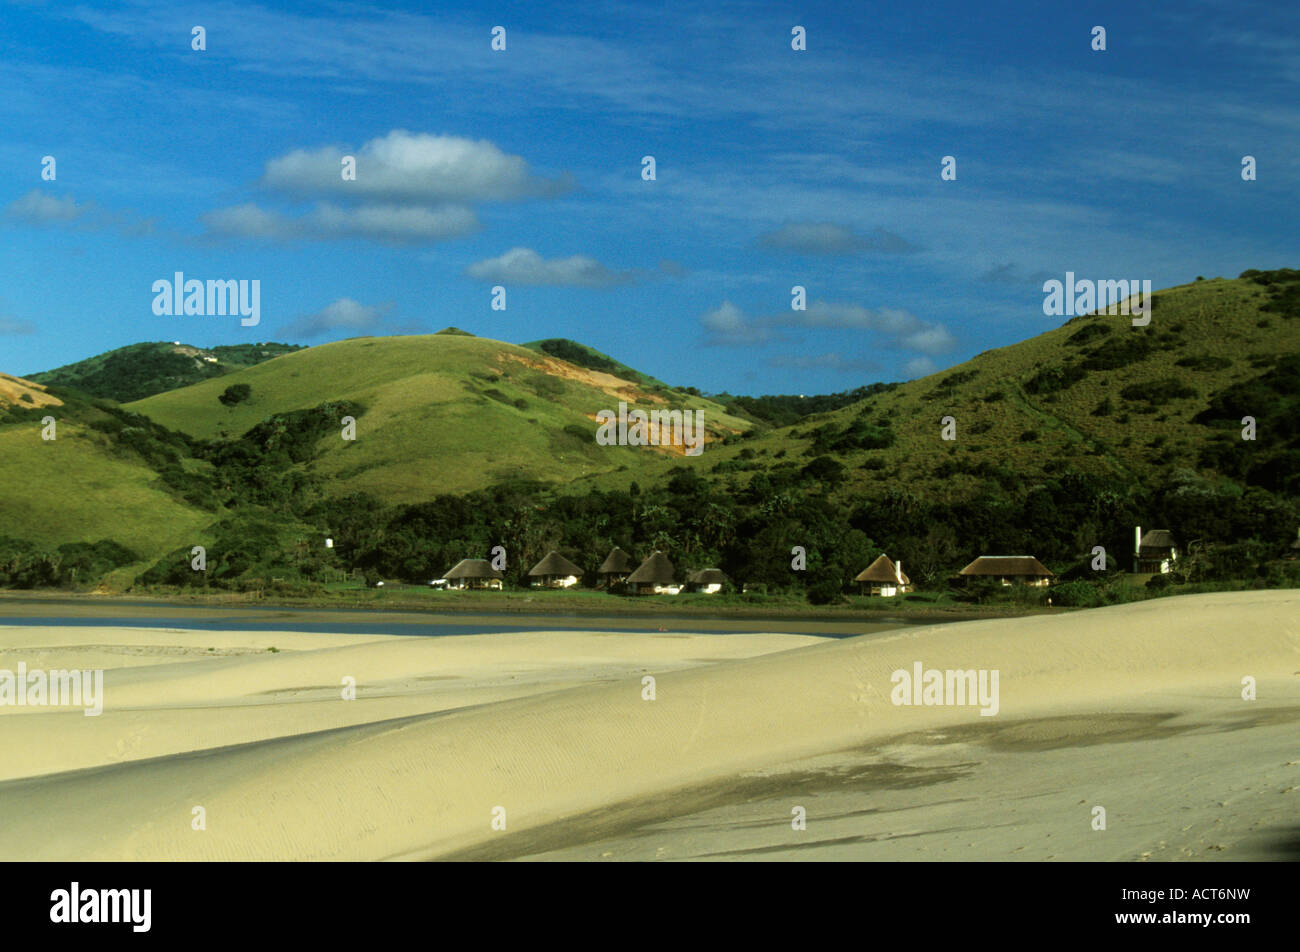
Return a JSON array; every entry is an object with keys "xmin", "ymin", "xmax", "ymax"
[
  {"xmin": 218, "ymin": 383, "xmax": 252, "ymax": 406},
  {"xmin": 1175, "ymin": 355, "xmax": 1231, "ymax": 372},
  {"xmin": 1050, "ymin": 580, "xmax": 1104, "ymax": 607},
  {"xmin": 1024, "ymin": 364, "xmax": 1086, "ymax": 395},
  {"xmin": 806, "ymin": 575, "xmax": 844, "ymax": 605},
  {"xmin": 801, "ymin": 455, "xmax": 846, "ymax": 485},
  {"xmin": 1064, "ymin": 323, "xmax": 1112, "ymax": 347},
  {"xmin": 1080, "ymin": 336, "xmax": 1152, "ymax": 371},
  {"xmin": 1120, "ymin": 378, "xmax": 1197, "ymax": 405}
]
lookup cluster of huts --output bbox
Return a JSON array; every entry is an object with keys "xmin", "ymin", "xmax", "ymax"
[
  {"xmin": 428, "ymin": 525, "xmax": 1182, "ymax": 597},
  {"xmin": 434, "ymin": 548, "xmax": 728, "ymax": 595}
]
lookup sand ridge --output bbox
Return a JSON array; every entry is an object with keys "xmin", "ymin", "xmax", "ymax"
[{"xmin": 0, "ymin": 590, "xmax": 1295, "ymax": 861}]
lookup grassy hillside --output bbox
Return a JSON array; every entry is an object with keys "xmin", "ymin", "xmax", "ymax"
[
  {"xmin": 703, "ymin": 272, "xmax": 1300, "ymax": 503},
  {"xmin": 30, "ymin": 341, "xmax": 303, "ymax": 402},
  {"xmin": 3, "ymin": 271, "xmax": 1295, "ymax": 598},
  {"xmin": 0, "ymin": 380, "xmax": 218, "ymax": 578},
  {"xmin": 127, "ymin": 334, "xmax": 751, "ymax": 500}
]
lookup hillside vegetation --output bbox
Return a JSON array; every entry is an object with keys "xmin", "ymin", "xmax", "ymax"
[
  {"xmin": 0, "ymin": 386, "xmax": 220, "ymax": 584},
  {"xmin": 127, "ymin": 334, "xmax": 749, "ymax": 500},
  {"xmin": 30, "ymin": 341, "xmax": 303, "ymax": 402},
  {"xmin": 0, "ymin": 271, "xmax": 1296, "ymax": 601}
]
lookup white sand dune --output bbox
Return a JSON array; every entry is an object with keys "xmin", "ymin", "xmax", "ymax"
[{"xmin": 0, "ymin": 590, "xmax": 1296, "ymax": 861}]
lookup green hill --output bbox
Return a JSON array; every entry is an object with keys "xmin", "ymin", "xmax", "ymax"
[
  {"xmin": 2, "ymin": 271, "xmax": 1296, "ymax": 597},
  {"xmin": 0, "ymin": 380, "xmax": 220, "ymax": 585},
  {"xmin": 29, "ymin": 341, "xmax": 303, "ymax": 403},
  {"xmin": 126, "ymin": 333, "xmax": 751, "ymax": 501},
  {"xmin": 704, "ymin": 271, "xmax": 1300, "ymax": 502}
]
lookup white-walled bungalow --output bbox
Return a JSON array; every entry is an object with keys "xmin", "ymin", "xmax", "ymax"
[
  {"xmin": 625, "ymin": 551, "xmax": 681, "ymax": 595},
  {"xmin": 527, "ymin": 551, "xmax": 583, "ymax": 589},
  {"xmin": 442, "ymin": 558, "xmax": 504, "ymax": 590},
  {"xmin": 597, "ymin": 547, "xmax": 635, "ymax": 587},
  {"xmin": 854, "ymin": 554, "xmax": 910, "ymax": 596},
  {"xmin": 1133, "ymin": 526, "xmax": 1178, "ymax": 574},
  {"xmin": 687, "ymin": 568, "xmax": 727, "ymax": 594},
  {"xmin": 959, "ymin": 556, "xmax": 1053, "ymax": 587}
]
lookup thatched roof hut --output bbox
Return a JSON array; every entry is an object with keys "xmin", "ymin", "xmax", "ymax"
[
  {"xmin": 597, "ymin": 547, "xmax": 634, "ymax": 576},
  {"xmin": 854, "ymin": 555, "xmax": 910, "ymax": 585},
  {"xmin": 1133, "ymin": 526, "xmax": 1179, "ymax": 574},
  {"xmin": 959, "ymin": 555, "xmax": 1053, "ymax": 586},
  {"xmin": 443, "ymin": 558, "xmax": 504, "ymax": 589},
  {"xmin": 687, "ymin": 568, "xmax": 728, "ymax": 586},
  {"xmin": 527, "ymin": 551, "xmax": 583, "ymax": 587},
  {"xmin": 626, "ymin": 551, "xmax": 678, "ymax": 594},
  {"xmin": 1137, "ymin": 529, "xmax": 1176, "ymax": 553},
  {"xmin": 854, "ymin": 554, "xmax": 909, "ymax": 595},
  {"xmin": 528, "ymin": 551, "xmax": 583, "ymax": 578},
  {"xmin": 445, "ymin": 558, "xmax": 503, "ymax": 579}
]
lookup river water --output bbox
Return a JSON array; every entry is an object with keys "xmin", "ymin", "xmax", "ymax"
[{"xmin": 0, "ymin": 594, "xmax": 927, "ymax": 639}]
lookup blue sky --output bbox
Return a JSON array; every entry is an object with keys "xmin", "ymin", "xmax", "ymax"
[{"xmin": 1, "ymin": 0, "xmax": 1296, "ymax": 394}]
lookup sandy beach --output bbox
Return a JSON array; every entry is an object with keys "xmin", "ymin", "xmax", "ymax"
[{"xmin": 0, "ymin": 589, "xmax": 1296, "ymax": 861}]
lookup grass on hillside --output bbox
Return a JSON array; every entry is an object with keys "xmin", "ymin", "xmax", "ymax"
[
  {"xmin": 701, "ymin": 273, "xmax": 1300, "ymax": 502},
  {"xmin": 128, "ymin": 333, "xmax": 754, "ymax": 500},
  {"xmin": 0, "ymin": 423, "xmax": 213, "ymax": 556}
]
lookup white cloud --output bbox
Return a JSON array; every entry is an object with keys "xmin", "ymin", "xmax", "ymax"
[
  {"xmin": 4, "ymin": 190, "xmax": 84, "ymax": 224},
  {"xmin": 900, "ymin": 326, "xmax": 958, "ymax": 355},
  {"xmin": 465, "ymin": 247, "xmax": 632, "ymax": 287},
  {"xmin": 203, "ymin": 202, "xmax": 480, "ymax": 244},
  {"xmin": 201, "ymin": 203, "xmax": 291, "ymax": 239},
  {"xmin": 762, "ymin": 300, "xmax": 957, "ymax": 355},
  {"xmin": 904, "ymin": 356, "xmax": 938, "ymax": 378},
  {"xmin": 699, "ymin": 301, "xmax": 775, "ymax": 347},
  {"xmin": 262, "ymin": 131, "xmax": 571, "ymax": 203},
  {"xmin": 0, "ymin": 314, "xmax": 36, "ymax": 335},
  {"xmin": 3, "ymin": 189, "xmax": 157, "ymax": 237},
  {"xmin": 757, "ymin": 222, "xmax": 918, "ymax": 255},
  {"xmin": 283, "ymin": 298, "xmax": 393, "ymax": 338}
]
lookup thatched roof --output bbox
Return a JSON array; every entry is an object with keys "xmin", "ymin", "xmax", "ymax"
[
  {"xmin": 598, "ymin": 547, "xmax": 634, "ymax": 574},
  {"xmin": 854, "ymin": 554, "xmax": 910, "ymax": 585},
  {"xmin": 960, "ymin": 556, "xmax": 1053, "ymax": 577},
  {"xmin": 443, "ymin": 558, "xmax": 503, "ymax": 580},
  {"xmin": 626, "ymin": 551, "xmax": 675, "ymax": 585},
  {"xmin": 688, "ymin": 568, "xmax": 727, "ymax": 586},
  {"xmin": 528, "ymin": 551, "xmax": 583, "ymax": 577},
  {"xmin": 1138, "ymin": 529, "xmax": 1176, "ymax": 551}
]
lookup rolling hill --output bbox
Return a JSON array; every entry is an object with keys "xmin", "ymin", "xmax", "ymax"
[
  {"xmin": 0, "ymin": 376, "xmax": 217, "ymax": 571},
  {"xmin": 1, "ymin": 270, "xmax": 1296, "ymax": 593},
  {"xmin": 126, "ymin": 332, "xmax": 751, "ymax": 500},
  {"xmin": 700, "ymin": 271, "xmax": 1300, "ymax": 502}
]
